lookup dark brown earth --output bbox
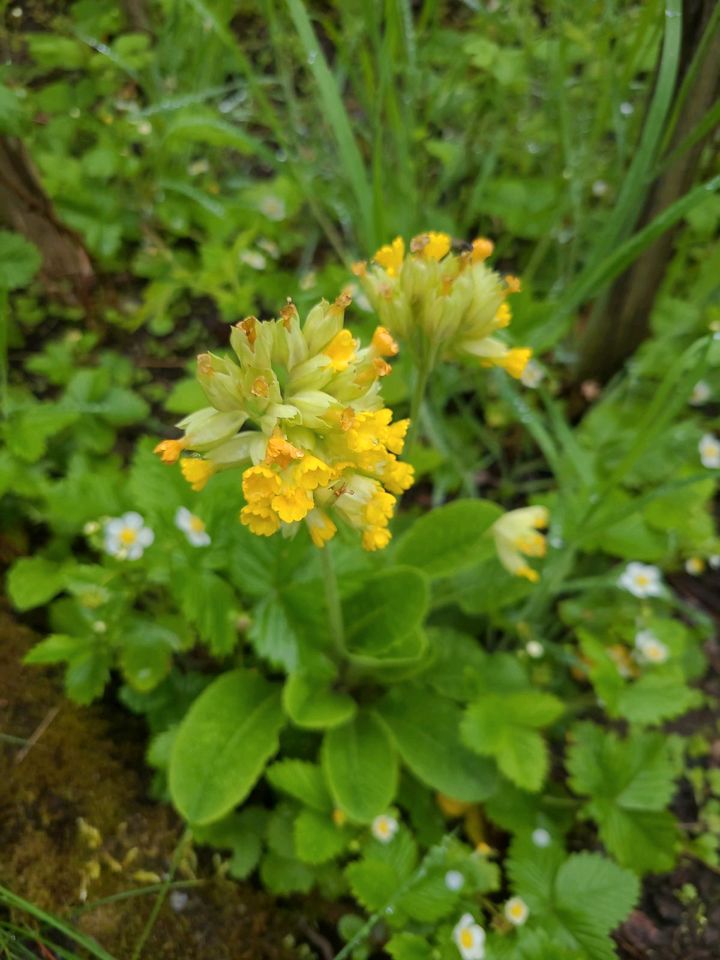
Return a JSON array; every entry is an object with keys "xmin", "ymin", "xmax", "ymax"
[{"xmin": 0, "ymin": 605, "xmax": 331, "ymax": 960}]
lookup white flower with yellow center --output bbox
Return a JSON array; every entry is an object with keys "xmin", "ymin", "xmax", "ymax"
[
  {"xmin": 491, "ymin": 506, "xmax": 549, "ymax": 582},
  {"xmin": 452, "ymin": 914, "xmax": 486, "ymax": 960},
  {"xmin": 699, "ymin": 433, "xmax": 720, "ymax": 469},
  {"xmin": 685, "ymin": 556, "xmax": 705, "ymax": 576},
  {"xmin": 504, "ymin": 896, "xmax": 529, "ymax": 926},
  {"xmin": 104, "ymin": 512, "xmax": 154, "ymax": 560},
  {"xmin": 690, "ymin": 381, "xmax": 711, "ymax": 406},
  {"xmin": 371, "ymin": 814, "xmax": 398, "ymax": 844},
  {"xmin": 618, "ymin": 562, "xmax": 663, "ymax": 598},
  {"xmin": 175, "ymin": 507, "xmax": 211, "ymax": 547},
  {"xmin": 634, "ymin": 630, "xmax": 669, "ymax": 665}
]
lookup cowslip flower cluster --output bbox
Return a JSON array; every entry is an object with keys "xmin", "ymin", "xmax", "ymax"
[
  {"xmin": 491, "ymin": 506, "xmax": 549, "ymax": 582},
  {"xmin": 155, "ymin": 295, "xmax": 413, "ymax": 551},
  {"xmin": 353, "ymin": 231, "xmax": 531, "ymax": 377}
]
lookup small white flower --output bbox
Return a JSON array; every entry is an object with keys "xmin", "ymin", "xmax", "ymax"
[
  {"xmin": 371, "ymin": 814, "xmax": 398, "ymax": 844},
  {"xmin": 592, "ymin": 179, "xmax": 608, "ymax": 197},
  {"xmin": 504, "ymin": 896, "xmax": 529, "ymax": 926},
  {"xmin": 618, "ymin": 562, "xmax": 663, "ymax": 598},
  {"xmin": 83, "ymin": 520, "xmax": 100, "ymax": 536},
  {"xmin": 709, "ymin": 555, "xmax": 720, "ymax": 570},
  {"xmin": 258, "ymin": 194, "xmax": 286, "ymax": 221},
  {"xmin": 453, "ymin": 914, "xmax": 486, "ymax": 960},
  {"xmin": 619, "ymin": 101, "xmax": 634, "ymax": 116},
  {"xmin": 239, "ymin": 249, "xmax": 267, "ymax": 271},
  {"xmin": 104, "ymin": 512, "xmax": 154, "ymax": 560},
  {"xmin": 531, "ymin": 828, "xmax": 551, "ymax": 848},
  {"xmin": 685, "ymin": 556, "xmax": 705, "ymax": 576},
  {"xmin": 690, "ymin": 381, "xmax": 711, "ymax": 406},
  {"xmin": 699, "ymin": 434, "xmax": 720, "ymax": 468},
  {"xmin": 635, "ymin": 630, "xmax": 669, "ymax": 665},
  {"xmin": 526, "ymin": 640, "xmax": 544, "ymax": 659},
  {"xmin": 445, "ymin": 870, "xmax": 465, "ymax": 891},
  {"xmin": 92, "ymin": 621, "xmax": 107, "ymax": 634},
  {"xmin": 520, "ymin": 359, "xmax": 545, "ymax": 389},
  {"xmin": 175, "ymin": 507, "xmax": 211, "ymax": 547}
]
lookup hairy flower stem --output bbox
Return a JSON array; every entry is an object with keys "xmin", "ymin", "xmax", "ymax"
[
  {"xmin": 321, "ymin": 544, "xmax": 345, "ymax": 659},
  {"xmin": 406, "ymin": 343, "xmax": 437, "ymax": 453}
]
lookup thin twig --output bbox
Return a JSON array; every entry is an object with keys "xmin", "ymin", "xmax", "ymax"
[{"xmin": 15, "ymin": 706, "xmax": 60, "ymax": 765}]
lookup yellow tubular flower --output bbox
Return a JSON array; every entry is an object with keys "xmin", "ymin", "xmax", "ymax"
[
  {"xmin": 180, "ymin": 458, "xmax": 216, "ymax": 491},
  {"xmin": 323, "ymin": 329, "xmax": 357, "ymax": 372},
  {"xmin": 156, "ymin": 292, "xmax": 413, "ymax": 551},
  {"xmin": 491, "ymin": 347, "xmax": 533, "ymax": 380},
  {"xmin": 306, "ymin": 509, "xmax": 337, "ymax": 548},
  {"xmin": 373, "ymin": 236, "xmax": 405, "ymax": 276},
  {"xmin": 411, "ymin": 231, "xmax": 451, "ymax": 260},
  {"xmin": 154, "ymin": 438, "xmax": 185, "ymax": 463},
  {"xmin": 492, "ymin": 506, "xmax": 549, "ymax": 582},
  {"xmin": 240, "ymin": 503, "xmax": 281, "ymax": 536},
  {"xmin": 471, "ymin": 237, "xmax": 494, "ymax": 262}
]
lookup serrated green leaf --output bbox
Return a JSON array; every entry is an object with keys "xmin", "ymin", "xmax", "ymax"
[
  {"xmin": 7, "ymin": 556, "xmax": 65, "ymax": 610},
  {"xmin": 322, "ymin": 711, "xmax": 397, "ymax": 822},
  {"xmin": 345, "ymin": 859, "xmax": 398, "ymax": 911},
  {"xmin": 386, "ymin": 933, "xmax": 433, "ymax": 960},
  {"xmin": 378, "ymin": 689, "xmax": 497, "ymax": 802},
  {"xmin": 394, "ymin": 499, "xmax": 502, "ymax": 577},
  {"xmin": 461, "ymin": 692, "xmax": 563, "ymax": 792},
  {"xmin": 294, "ymin": 808, "xmax": 346, "ymax": 864},
  {"xmin": 169, "ymin": 670, "xmax": 284, "ymax": 824},
  {"xmin": 260, "ymin": 851, "xmax": 315, "ymax": 894},
  {"xmin": 24, "ymin": 633, "xmax": 87, "ymax": 664},
  {"xmin": 0, "ymin": 230, "xmax": 41, "ymax": 289},
  {"xmin": 65, "ymin": 647, "xmax": 112, "ymax": 705}
]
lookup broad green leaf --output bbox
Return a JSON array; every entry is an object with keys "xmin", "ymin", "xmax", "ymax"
[
  {"xmin": 394, "ymin": 499, "xmax": 502, "ymax": 577},
  {"xmin": 591, "ymin": 803, "xmax": 678, "ymax": 873},
  {"xmin": 260, "ymin": 851, "xmax": 314, "ymax": 894},
  {"xmin": 294, "ymin": 808, "xmax": 346, "ymax": 864},
  {"xmin": 282, "ymin": 673, "xmax": 356, "ymax": 729},
  {"xmin": 266, "ymin": 759, "xmax": 332, "ymax": 812},
  {"xmin": 119, "ymin": 624, "xmax": 176, "ymax": 692},
  {"xmin": 461, "ymin": 692, "xmax": 563, "ymax": 792},
  {"xmin": 8, "ymin": 556, "xmax": 65, "ymax": 611},
  {"xmin": 345, "ymin": 830, "xmax": 418, "ymax": 911},
  {"xmin": 321, "ymin": 711, "xmax": 397, "ymax": 822},
  {"xmin": 615, "ymin": 673, "xmax": 701, "ymax": 725},
  {"xmin": 169, "ymin": 670, "xmax": 284, "ymax": 824},
  {"xmin": 378, "ymin": 690, "xmax": 497, "ymax": 802},
  {"xmin": 342, "ymin": 567, "xmax": 428, "ymax": 657},
  {"xmin": 24, "ymin": 634, "xmax": 87, "ymax": 665}
]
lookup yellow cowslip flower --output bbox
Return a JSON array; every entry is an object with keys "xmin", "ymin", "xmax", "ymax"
[
  {"xmin": 180, "ymin": 458, "xmax": 216, "ymax": 491},
  {"xmin": 373, "ymin": 236, "xmax": 405, "ymax": 276},
  {"xmin": 154, "ymin": 438, "xmax": 185, "ymax": 463},
  {"xmin": 491, "ymin": 506, "xmax": 549, "ymax": 582},
  {"xmin": 355, "ymin": 231, "xmax": 531, "ymax": 377},
  {"xmin": 156, "ymin": 293, "xmax": 413, "ymax": 551}
]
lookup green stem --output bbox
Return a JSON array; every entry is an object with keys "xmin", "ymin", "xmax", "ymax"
[
  {"xmin": 320, "ymin": 544, "xmax": 345, "ymax": 659},
  {"xmin": 405, "ymin": 345, "xmax": 435, "ymax": 452},
  {"xmin": 130, "ymin": 828, "xmax": 192, "ymax": 960},
  {"xmin": 0, "ymin": 288, "xmax": 8, "ymax": 419}
]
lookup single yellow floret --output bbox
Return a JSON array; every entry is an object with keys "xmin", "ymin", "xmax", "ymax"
[
  {"xmin": 323, "ymin": 329, "xmax": 357, "ymax": 372},
  {"xmin": 240, "ymin": 503, "xmax": 281, "ymax": 536},
  {"xmin": 362, "ymin": 526, "xmax": 392, "ymax": 551},
  {"xmin": 180, "ymin": 458, "xmax": 216, "ymax": 491},
  {"xmin": 371, "ymin": 326, "xmax": 399, "ymax": 357},
  {"xmin": 411, "ymin": 231, "xmax": 451, "ymax": 261},
  {"xmin": 495, "ymin": 347, "xmax": 532, "ymax": 379},
  {"xmin": 154, "ymin": 438, "xmax": 185, "ymax": 464},
  {"xmin": 293, "ymin": 455, "xmax": 335, "ymax": 491},
  {"xmin": 306, "ymin": 509, "xmax": 337, "ymax": 548},
  {"xmin": 373, "ymin": 236, "xmax": 405, "ymax": 277},
  {"xmin": 243, "ymin": 465, "xmax": 281, "ymax": 502},
  {"xmin": 265, "ymin": 431, "xmax": 305, "ymax": 469}
]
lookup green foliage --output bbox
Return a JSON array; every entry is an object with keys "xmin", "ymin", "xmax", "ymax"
[
  {"xmin": 3, "ymin": 0, "xmax": 718, "ymax": 954},
  {"xmin": 169, "ymin": 670, "xmax": 284, "ymax": 824}
]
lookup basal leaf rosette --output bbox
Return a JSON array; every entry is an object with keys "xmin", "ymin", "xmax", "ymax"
[
  {"xmin": 353, "ymin": 231, "xmax": 530, "ymax": 378},
  {"xmin": 155, "ymin": 294, "xmax": 413, "ymax": 551}
]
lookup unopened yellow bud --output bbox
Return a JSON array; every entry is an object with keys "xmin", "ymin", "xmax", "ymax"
[
  {"xmin": 471, "ymin": 237, "xmax": 494, "ymax": 262},
  {"xmin": 371, "ymin": 326, "xmax": 399, "ymax": 357},
  {"xmin": 154, "ymin": 438, "xmax": 185, "ymax": 464},
  {"xmin": 505, "ymin": 274, "xmax": 522, "ymax": 294}
]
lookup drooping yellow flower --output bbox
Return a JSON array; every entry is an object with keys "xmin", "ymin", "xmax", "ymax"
[
  {"xmin": 156, "ymin": 293, "xmax": 413, "ymax": 551},
  {"xmin": 356, "ymin": 231, "xmax": 531, "ymax": 377},
  {"xmin": 492, "ymin": 506, "xmax": 549, "ymax": 582},
  {"xmin": 180, "ymin": 458, "xmax": 216, "ymax": 491},
  {"xmin": 154, "ymin": 438, "xmax": 185, "ymax": 464}
]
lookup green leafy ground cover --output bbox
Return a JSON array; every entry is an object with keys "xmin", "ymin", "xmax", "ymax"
[{"xmin": 2, "ymin": 2, "xmax": 720, "ymax": 958}]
